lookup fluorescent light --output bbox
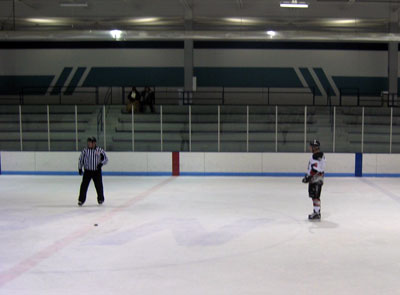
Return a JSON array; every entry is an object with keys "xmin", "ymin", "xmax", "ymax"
[
  {"xmin": 60, "ymin": 2, "xmax": 88, "ymax": 7},
  {"xmin": 280, "ymin": 1, "xmax": 308, "ymax": 8},
  {"xmin": 225, "ymin": 18, "xmax": 243, "ymax": 23},
  {"xmin": 329, "ymin": 19, "xmax": 356, "ymax": 25},
  {"xmin": 266, "ymin": 30, "xmax": 276, "ymax": 37},
  {"xmin": 224, "ymin": 17, "xmax": 257, "ymax": 24},
  {"xmin": 280, "ymin": 3, "xmax": 308, "ymax": 8},
  {"xmin": 130, "ymin": 17, "xmax": 159, "ymax": 23},
  {"xmin": 26, "ymin": 18, "xmax": 58, "ymax": 24},
  {"xmin": 110, "ymin": 29, "xmax": 122, "ymax": 40}
]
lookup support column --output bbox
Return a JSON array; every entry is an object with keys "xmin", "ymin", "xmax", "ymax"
[
  {"xmin": 388, "ymin": 42, "xmax": 398, "ymax": 102},
  {"xmin": 184, "ymin": 39, "xmax": 194, "ymax": 92},
  {"xmin": 184, "ymin": 5, "xmax": 194, "ymax": 93},
  {"xmin": 388, "ymin": 8, "xmax": 399, "ymax": 104}
]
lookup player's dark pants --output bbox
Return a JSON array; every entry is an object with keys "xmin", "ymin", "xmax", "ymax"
[
  {"xmin": 308, "ymin": 182, "xmax": 322, "ymax": 199},
  {"xmin": 79, "ymin": 170, "xmax": 104, "ymax": 204}
]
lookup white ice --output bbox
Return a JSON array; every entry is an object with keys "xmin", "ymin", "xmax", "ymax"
[{"xmin": 1, "ymin": 175, "xmax": 400, "ymax": 295}]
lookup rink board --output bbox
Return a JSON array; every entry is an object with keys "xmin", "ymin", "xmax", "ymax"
[{"xmin": 1, "ymin": 151, "xmax": 399, "ymax": 176}]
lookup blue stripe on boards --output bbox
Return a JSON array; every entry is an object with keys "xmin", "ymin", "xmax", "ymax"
[
  {"xmin": 1, "ymin": 171, "xmax": 172, "ymax": 176},
  {"xmin": 180, "ymin": 172, "xmax": 304, "ymax": 177},
  {"xmin": 104, "ymin": 172, "xmax": 172, "ymax": 176},
  {"xmin": 179, "ymin": 172, "xmax": 355, "ymax": 177},
  {"xmin": 363, "ymin": 173, "xmax": 400, "ymax": 177},
  {"xmin": 2, "ymin": 171, "xmax": 78, "ymax": 176},
  {"xmin": 2, "ymin": 171, "xmax": 399, "ymax": 177}
]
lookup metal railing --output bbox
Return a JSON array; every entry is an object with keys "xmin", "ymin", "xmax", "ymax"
[
  {"xmin": 1, "ymin": 104, "xmax": 399, "ymax": 154},
  {"xmin": 3, "ymin": 85, "xmax": 397, "ymax": 107},
  {"xmin": 338, "ymin": 88, "xmax": 399, "ymax": 107},
  {"xmin": 10, "ymin": 86, "xmax": 100, "ymax": 105},
  {"xmin": 97, "ymin": 87, "xmax": 112, "ymax": 147}
]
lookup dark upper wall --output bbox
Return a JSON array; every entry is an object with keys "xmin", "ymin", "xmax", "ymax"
[{"xmin": 0, "ymin": 41, "xmax": 393, "ymax": 97}]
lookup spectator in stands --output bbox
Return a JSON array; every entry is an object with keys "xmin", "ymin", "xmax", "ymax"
[
  {"xmin": 126, "ymin": 87, "xmax": 141, "ymax": 113},
  {"xmin": 142, "ymin": 86, "xmax": 155, "ymax": 113}
]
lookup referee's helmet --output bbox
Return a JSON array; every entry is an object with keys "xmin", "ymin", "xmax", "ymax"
[{"xmin": 87, "ymin": 136, "xmax": 97, "ymax": 143}]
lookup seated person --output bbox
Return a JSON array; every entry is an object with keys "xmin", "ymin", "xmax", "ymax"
[
  {"xmin": 142, "ymin": 86, "xmax": 155, "ymax": 113},
  {"xmin": 126, "ymin": 87, "xmax": 141, "ymax": 113}
]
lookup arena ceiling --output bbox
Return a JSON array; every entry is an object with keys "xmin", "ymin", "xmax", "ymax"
[{"xmin": 0, "ymin": 0, "xmax": 400, "ymax": 41}]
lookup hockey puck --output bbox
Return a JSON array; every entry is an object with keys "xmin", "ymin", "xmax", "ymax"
[{"xmin": 94, "ymin": 224, "xmax": 98, "ymax": 226}]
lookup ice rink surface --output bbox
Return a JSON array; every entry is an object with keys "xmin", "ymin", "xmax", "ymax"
[{"xmin": 1, "ymin": 175, "xmax": 400, "ymax": 295}]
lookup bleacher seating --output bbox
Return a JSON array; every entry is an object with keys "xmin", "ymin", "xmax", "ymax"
[
  {"xmin": 110, "ymin": 105, "xmax": 318, "ymax": 152},
  {"xmin": 0, "ymin": 105, "xmax": 97, "ymax": 151},
  {"xmin": 1, "ymin": 104, "xmax": 399, "ymax": 153}
]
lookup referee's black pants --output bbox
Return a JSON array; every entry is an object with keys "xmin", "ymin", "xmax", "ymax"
[{"xmin": 79, "ymin": 170, "xmax": 104, "ymax": 204}]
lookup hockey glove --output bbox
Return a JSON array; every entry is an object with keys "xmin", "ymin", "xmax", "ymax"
[
  {"xmin": 302, "ymin": 174, "xmax": 311, "ymax": 183},
  {"xmin": 78, "ymin": 169, "xmax": 83, "ymax": 175}
]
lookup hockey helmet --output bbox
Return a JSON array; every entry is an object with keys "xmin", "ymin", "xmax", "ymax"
[
  {"xmin": 87, "ymin": 136, "xmax": 97, "ymax": 143},
  {"xmin": 309, "ymin": 139, "xmax": 320, "ymax": 148}
]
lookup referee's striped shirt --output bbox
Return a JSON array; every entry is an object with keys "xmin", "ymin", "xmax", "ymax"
[{"xmin": 78, "ymin": 147, "xmax": 108, "ymax": 171}]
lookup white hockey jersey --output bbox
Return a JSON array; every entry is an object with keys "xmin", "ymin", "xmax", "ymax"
[{"xmin": 307, "ymin": 152, "xmax": 326, "ymax": 183}]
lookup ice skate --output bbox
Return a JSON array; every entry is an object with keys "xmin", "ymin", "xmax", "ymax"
[
  {"xmin": 308, "ymin": 210, "xmax": 321, "ymax": 220},
  {"xmin": 78, "ymin": 201, "xmax": 83, "ymax": 207}
]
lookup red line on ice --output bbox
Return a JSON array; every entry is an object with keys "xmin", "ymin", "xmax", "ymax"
[{"xmin": 0, "ymin": 177, "xmax": 175, "ymax": 288}]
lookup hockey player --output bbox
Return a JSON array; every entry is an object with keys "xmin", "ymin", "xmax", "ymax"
[{"xmin": 302, "ymin": 139, "xmax": 326, "ymax": 220}]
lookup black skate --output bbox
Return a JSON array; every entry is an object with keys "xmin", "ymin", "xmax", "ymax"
[
  {"xmin": 308, "ymin": 211, "xmax": 321, "ymax": 220},
  {"xmin": 78, "ymin": 201, "xmax": 83, "ymax": 207}
]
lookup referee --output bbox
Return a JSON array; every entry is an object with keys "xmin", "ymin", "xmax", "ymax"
[{"xmin": 78, "ymin": 136, "xmax": 108, "ymax": 206}]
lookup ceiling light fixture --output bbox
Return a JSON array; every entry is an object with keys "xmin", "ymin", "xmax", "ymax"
[
  {"xmin": 329, "ymin": 19, "xmax": 356, "ymax": 25},
  {"xmin": 59, "ymin": 2, "xmax": 88, "ymax": 7},
  {"xmin": 130, "ymin": 17, "xmax": 159, "ymax": 23},
  {"xmin": 280, "ymin": 0, "xmax": 308, "ymax": 8},
  {"xmin": 26, "ymin": 18, "xmax": 58, "ymax": 24},
  {"xmin": 225, "ymin": 18, "xmax": 243, "ymax": 23},
  {"xmin": 110, "ymin": 29, "xmax": 123, "ymax": 40},
  {"xmin": 224, "ymin": 17, "xmax": 257, "ymax": 24},
  {"xmin": 266, "ymin": 30, "xmax": 276, "ymax": 37}
]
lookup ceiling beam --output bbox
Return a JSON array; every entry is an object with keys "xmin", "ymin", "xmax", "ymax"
[
  {"xmin": 180, "ymin": 0, "xmax": 192, "ymax": 11},
  {"xmin": 180, "ymin": 0, "xmax": 192, "ymax": 30},
  {"xmin": 2, "ymin": 29, "xmax": 400, "ymax": 42},
  {"xmin": 18, "ymin": 0, "xmax": 37, "ymax": 9}
]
